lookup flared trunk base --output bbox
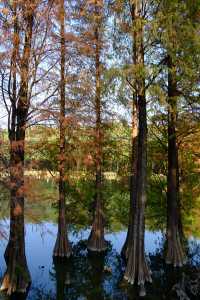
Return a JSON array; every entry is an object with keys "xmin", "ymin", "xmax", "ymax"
[
  {"xmin": 166, "ymin": 229, "xmax": 186, "ymax": 267},
  {"xmin": 87, "ymin": 230, "xmax": 107, "ymax": 253},
  {"xmin": 53, "ymin": 235, "xmax": 72, "ymax": 258},
  {"xmin": 0, "ymin": 254, "xmax": 31, "ymax": 295},
  {"xmin": 124, "ymin": 255, "xmax": 152, "ymax": 286}
]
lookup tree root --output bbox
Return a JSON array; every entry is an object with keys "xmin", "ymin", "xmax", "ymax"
[{"xmin": 124, "ymin": 254, "xmax": 152, "ymax": 286}]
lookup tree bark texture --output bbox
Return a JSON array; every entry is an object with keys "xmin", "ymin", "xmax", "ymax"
[
  {"xmin": 88, "ymin": 0, "xmax": 107, "ymax": 252},
  {"xmin": 124, "ymin": 0, "xmax": 152, "ymax": 289},
  {"xmin": 166, "ymin": 56, "xmax": 185, "ymax": 267},
  {"xmin": 1, "ymin": 1, "xmax": 34, "ymax": 294},
  {"xmin": 121, "ymin": 97, "xmax": 138, "ymax": 260},
  {"xmin": 53, "ymin": 0, "xmax": 72, "ymax": 258}
]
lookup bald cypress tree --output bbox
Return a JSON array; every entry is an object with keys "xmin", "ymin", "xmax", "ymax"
[
  {"xmin": 0, "ymin": 1, "xmax": 34, "ymax": 294},
  {"xmin": 157, "ymin": 0, "xmax": 191, "ymax": 267},
  {"xmin": 123, "ymin": 0, "xmax": 152, "ymax": 293},
  {"xmin": 165, "ymin": 55, "xmax": 185, "ymax": 267},
  {"xmin": 154, "ymin": 0, "xmax": 200, "ymax": 267},
  {"xmin": 87, "ymin": 0, "xmax": 107, "ymax": 252},
  {"xmin": 53, "ymin": 0, "xmax": 72, "ymax": 258}
]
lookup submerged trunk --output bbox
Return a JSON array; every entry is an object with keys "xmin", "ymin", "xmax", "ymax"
[
  {"xmin": 53, "ymin": 0, "xmax": 71, "ymax": 258},
  {"xmin": 1, "ymin": 140, "xmax": 31, "ymax": 295},
  {"xmin": 87, "ymin": 186, "xmax": 107, "ymax": 252},
  {"xmin": 87, "ymin": 251, "xmax": 105, "ymax": 299},
  {"xmin": 166, "ymin": 56, "xmax": 185, "ymax": 267},
  {"xmin": 87, "ymin": 0, "xmax": 106, "ymax": 252},
  {"xmin": 121, "ymin": 98, "xmax": 138, "ymax": 260},
  {"xmin": 124, "ymin": 1, "xmax": 151, "ymax": 291},
  {"xmin": 1, "ymin": 2, "xmax": 33, "ymax": 294},
  {"xmin": 53, "ymin": 257, "xmax": 71, "ymax": 300}
]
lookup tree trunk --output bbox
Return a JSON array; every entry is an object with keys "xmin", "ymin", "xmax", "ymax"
[
  {"xmin": 53, "ymin": 0, "xmax": 71, "ymax": 258},
  {"xmin": 124, "ymin": 1, "xmax": 151, "ymax": 291},
  {"xmin": 165, "ymin": 56, "xmax": 185, "ymax": 267},
  {"xmin": 87, "ymin": 0, "xmax": 107, "ymax": 252},
  {"xmin": 1, "ymin": 2, "xmax": 34, "ymax": 294},
  {"xmin": 1, "ymin": 140, "xmax": 31, "ymax": 295},
  {"xmin": 121, "ymin": 97, "xmax": 138, "ymax": 260},
  {"xmin": 124, "ymin": 94, "xmax": 152, "ymax": 289}
]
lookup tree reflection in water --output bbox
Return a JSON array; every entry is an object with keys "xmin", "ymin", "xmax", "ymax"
[
  {"xmin": 1, "ymin": 235, "xmax": 200, "ymax": 299},
  {"xmin": 51, "ymin": 241, "xmax": 124, "ymax": 300},
  {"xmin": 50, "ymin": 241, "xmax": 200, "ymax": 300}
]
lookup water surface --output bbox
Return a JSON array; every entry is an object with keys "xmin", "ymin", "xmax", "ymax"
[{"xmin": 0, "ymin": 178, "xmax": 200, "ymax": 299}]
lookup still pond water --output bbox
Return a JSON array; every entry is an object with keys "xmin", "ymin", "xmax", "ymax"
[
  {"xmin": 0, "ymin": 178, "xmax": 200, "ymax": 299},
  {"xmin": 0, "ymin": 221, "xmax": 200, "ymax": 300}
]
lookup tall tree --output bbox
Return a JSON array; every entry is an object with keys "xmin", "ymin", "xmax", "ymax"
[
  {"xmin": 123, "ymin": 0, "xmax": 152, "ymax": 293},
  {"xmin": 165, "ymin": 55, "xmax": 185, "ymax": 266},
  {"xmin": 53, "ymin": 0, "xmax": 72, "ymax": 258},
  {"xmin": 150, "ymin": 0, "xmax": 200, "ymax": 267},
  {"xmin": 87, "ymin": 0, "xmax": 107, "ymax": 252},
  {"xmin": 156, "ymin": 0, "xmax": 196, "ymax": 267},
  {"xmin": 0, "ymin": 0, "xmax": 35, "ymax": 294},
  {"xmin": 0, "ymin": 0, "xmax": 55, "ymax": 293}
]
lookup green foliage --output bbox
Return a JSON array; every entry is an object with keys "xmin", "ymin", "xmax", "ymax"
[
  {"xmin": 147, "ymin": 175, "xmax": 167, "ymax": 231},
  {"xmin": 106, "ymin": 189, "xmax": 129, "ymax": 231}
]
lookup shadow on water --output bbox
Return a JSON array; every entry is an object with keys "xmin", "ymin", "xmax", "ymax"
[
  {"xmin": 1, "ymin": 240, "xmax": 199, "ymax": 300},
  {"xmin": 51, "ymin": 241, "xmax": 125, "ymax": 300}
]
